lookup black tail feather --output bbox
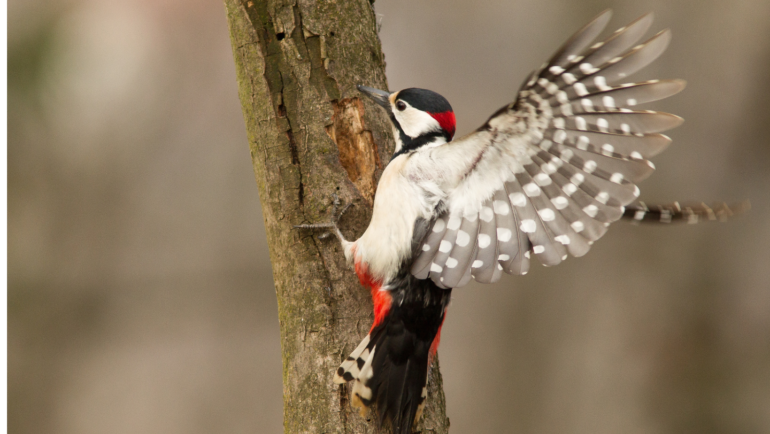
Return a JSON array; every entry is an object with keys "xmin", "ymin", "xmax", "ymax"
[
  {"xmin": 371, "ymin": 329, "xmax": 431, "ymax": 434},
  {"xmin": 337, "ymin": 276, "xmax": 450, "ymax": 433}
]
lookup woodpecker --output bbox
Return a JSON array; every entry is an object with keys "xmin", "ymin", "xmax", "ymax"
[{"xmin": 296, "ymin": 10, "xmax": 745, "ymax": 434}]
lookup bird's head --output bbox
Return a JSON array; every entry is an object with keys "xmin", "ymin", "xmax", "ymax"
[{"xmin": 358, "ymin": 85, "xmax": 455, "ymax": 158}]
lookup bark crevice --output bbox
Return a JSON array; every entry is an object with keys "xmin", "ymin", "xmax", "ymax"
[{"xmin": 326, "ymin": 98, "xmax": 381, "ymax": 204}]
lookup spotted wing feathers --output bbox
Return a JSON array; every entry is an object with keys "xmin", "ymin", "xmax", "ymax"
[{"xmin": 413, "ymin": 12, "xmax": 685, "ymax": 287}]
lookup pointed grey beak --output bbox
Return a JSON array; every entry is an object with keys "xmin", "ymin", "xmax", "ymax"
[{"xmin": 357, "ymin": 85, "xmax": 392, "ymax": 110}]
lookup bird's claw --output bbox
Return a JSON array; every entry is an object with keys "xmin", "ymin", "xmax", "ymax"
[{"xmin": 293, "ymin": 193, "xmax": 353, "ymax": 241}]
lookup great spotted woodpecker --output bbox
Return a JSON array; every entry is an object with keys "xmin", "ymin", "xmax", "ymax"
[{"xmin": 296, "ymin": 10, "xmax": 745, "ymax": 434}]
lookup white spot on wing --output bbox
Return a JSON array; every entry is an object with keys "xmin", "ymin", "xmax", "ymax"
[
  {"xmin": 430, "ymin": 263, "xmax": 442, "ymax": 273},
  {"xmin": 480, "ymin": 207, "xmax": 494, "ymax": 222},
  {"xmin": 571, "ymin": 221, "xmax": 585, "ymax": 232},
  {"xmin": 509, "ymin": 192, "xmax": 527, "ymax": 207},
  {"xmin": 523, "ymin": 183, "xmax": 541, "ymax": 197},
  {"xmin": 439, "ymin": 240, "xmax": 452, "ymax": 253},
  {"xmin": 472, "ymin": 260, "xmax": 483, "ymax": 268},
  {"xmin": 577, "ymin": 135, "xmax": 589, "ymax": 149},
  {"xmin": 541, "ymin": 162, "xmax": 557, "ymax": 174},
  {"xmin": 570, "ymin": 173, "xmax": 585, "ymax": 186},
  {"xmin": 583, "ymin": 205, "xmax": 599, "ymax": 217},
  {"xmin": 520, "ymin": 219, "xmax": 537, "ymax": 233},
  {"xmin": 621, "ymin": 123, "xmax": 631, "ymax": 134},
  {"xmin": 594, "ymin": 76, "xmax": 610, "ymax": 91},
  {"xmin": 456, "ymin": 230, "xmax": 470, "ymax": 247},
  {"xmin": 533, "ymin": 245, "xmax": 545, "ymax": 254},
  {"xmin": 493, "ymin": 200, "xmax": 510, "ymax": 215},
  {"xmin": 549, "ymin": 65, "xmax": 565, "ymax": 75},
  {"xmin": 580, "ymin": 63, "xmax": 598, "ymax": 74},
  {"xmin": 563, "ymin": 183, "xmax": 578, "ymax": 196},
  {"xmin": 596, "ymin": 192, "xmax": 610, "ymax": 204},
  {"xmin": 446, "ymin": 257, "xmax": 458, "ymax": 268},
  {"xmin": 576, "ymin": 116, "xmax": 587, "ymax": 131},
  {"xmin": 447, "ymin": 216, "xmax": 462, "ymax": 230},
  {"xmin": 538, "ymin": 208, "xmax": 555, "ymax": 221},
  {"xmin": 597, "ymin": 118, "xmax": 609, "ymax": 132},
  {"xmin": 497, "ymin": 228, "xmax": 512, "ymax": 242},
  {"xmin": 534, "ymin": 173, "xmax": 552, "ymax": 186},
  {"xmin": 478, "ymin": 233, "xmax": 491, "ymax": 248},
  {"xmin": 432, "ymin": 219, "xmax": 445, "ymax": 232},
  {"xmin": 551, "ymin": 196, "xmax": 569, "ymax": 210}
]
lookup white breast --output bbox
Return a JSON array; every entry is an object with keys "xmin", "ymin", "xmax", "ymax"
[{"xmin": 353, "ymin": 153, "xmax": 447, "ymax": 283}]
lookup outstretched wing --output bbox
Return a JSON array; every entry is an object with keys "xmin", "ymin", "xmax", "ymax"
[{"xmin": 411, "ymin": 10, "xmax": 685, "ymax": 288}]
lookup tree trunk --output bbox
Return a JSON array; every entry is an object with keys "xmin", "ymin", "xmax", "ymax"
[{"xmin": 223, "ymin": 1, "xmax": 450, "ymax": 432}]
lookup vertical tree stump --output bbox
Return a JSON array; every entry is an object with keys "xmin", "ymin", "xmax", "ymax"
[{"xmin": 223, "ymin": 1, "xmax": 451, "ymax": 432}]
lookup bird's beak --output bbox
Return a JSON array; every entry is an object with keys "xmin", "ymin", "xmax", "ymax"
[{"xmin": 357, "ymin": 85, "xmax": 392, "ymax": 110}]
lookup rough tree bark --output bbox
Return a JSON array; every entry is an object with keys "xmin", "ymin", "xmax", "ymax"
[{"xmin": 223, "ymin": 1, "xmax": 451, "ymax": 432}]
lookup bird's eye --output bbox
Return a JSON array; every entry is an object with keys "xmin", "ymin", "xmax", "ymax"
[{"xmin": 396, "ymin": 101, "xmax": 407, "ymax": 111}]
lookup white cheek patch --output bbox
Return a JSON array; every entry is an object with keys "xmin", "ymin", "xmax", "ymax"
[{"xmin": 393, "ymin": 105, "xmax": 441, "ymax": 138}]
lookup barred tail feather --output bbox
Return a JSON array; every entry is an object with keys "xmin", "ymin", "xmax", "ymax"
[
  {"xmin": 622, "ymin": 201, "xmax": 750, "ymax": 224},
  {"xmin": 335, "ymin": 282, "xmax": 450, "ymax": 434},
  {"xmin": 335, "ymin": 319, "xmax": 436, "ymax": 434}
]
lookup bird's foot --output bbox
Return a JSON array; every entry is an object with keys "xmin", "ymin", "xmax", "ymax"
[{"xmin": 294, "ymin": 193, "xmax": 353, "ymax": 242}]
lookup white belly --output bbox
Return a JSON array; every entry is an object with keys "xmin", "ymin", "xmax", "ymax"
[{"xmin": 353, "ymin": 154, "xmax": 446, "ymax": 283}]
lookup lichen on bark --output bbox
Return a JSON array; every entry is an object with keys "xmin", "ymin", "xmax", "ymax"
[{"xmin": 223, "ymin": 0, "xmax": 450, "ymax": 432}]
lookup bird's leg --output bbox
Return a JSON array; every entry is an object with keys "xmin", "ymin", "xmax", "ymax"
[{"xmin": 294, "ymin": 193, "xmax": 353, "ymax": 244}]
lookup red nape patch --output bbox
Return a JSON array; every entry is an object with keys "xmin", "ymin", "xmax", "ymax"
[
  {"xmin": 429, "ymin": 111, "xmax": 456, "ymax": 140},
  {"xmin": 354, "ymin": 260, "xmax": 392, "ymax": 332}
]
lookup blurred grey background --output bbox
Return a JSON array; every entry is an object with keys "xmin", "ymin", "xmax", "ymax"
[{"xmin": 8, "ymin": 0, "xmax": 770, "ymax": 433}]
